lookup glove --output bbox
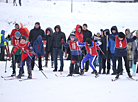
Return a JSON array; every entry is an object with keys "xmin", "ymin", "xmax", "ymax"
[
  {"xmin": 12, "ymin": 51, "xmax": 15, "ymax": 55},
  {"xmin": 133, "ymin": 36, "xmax": 137, "ymax": 40},
  {"xmin": 61, "ymin": 39, "xmax": 65, "ymax": 43}
]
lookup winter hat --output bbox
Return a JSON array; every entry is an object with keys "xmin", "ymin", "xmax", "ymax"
[
  {"xmin": 86, "ymin": 38, "xmax": 92, "ymax": 45},
  {"xmin": 136, "ymin": 30, "xmax": 138, "ymax": 34},
  {"xmin": 83, "ymin": 23, "xmax": 87, "ymax": 27},
  {"xmin": 1, "ymin": 30, "xmax": 5, "ymax": 35},
  {"xmin": 20, "ymin": 35, "xmax": 26, "ymax": 41},
  {"xmin": 97, "ymin": 32, "xmax": 101, "ymax": 35},
  {"xmin": 35, "ymin": 22, "xmax": 40, "ymax": 26},
  {"xmin": 15, "ymin": 31, "xmax": 21, "ymax": 37},
  {"xmin": 100, "ymin": 29, "xmax": 103, "ymax": 32},
  {"xmin": 118, "ymin": 32, "xmax": 125, "ymax": 39}
]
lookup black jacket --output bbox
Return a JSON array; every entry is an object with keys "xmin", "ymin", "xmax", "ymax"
[
  {"xmin": 52, "ymin": 25, "xmax": 66, "ymax": 49},
  {"xmin": 29, "ymin": 26, "xmax": 45, "ymax": 46},
  {"xmin": 82, "ymin": 29, "xmax": 92, "ymax": 42},
  {"xmin": 44, "ymin": 27, "xmax": 53, "ymax": 52}
]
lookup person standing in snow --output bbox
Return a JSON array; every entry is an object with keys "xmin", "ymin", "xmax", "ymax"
[
  {"xmin": 64, "ymin": 33, "xmax": 82, "ymax": 76},
  {"xmin": 33, "ymin": 35, "xmax": 45, "ymax": 70},
  {"xmin": 13, "ymin": 0, "xmax": 17, "ymax": 6},
  {"xmin": 108, "ymin": 26, "xmax": 118, "ymax": 75},
  {"xmin": 52, "ymin": 25, "xmax": 66, "ymax": 72},
  {"xmin": 29, "ymin": 22, "xmax": 45, "ymax": 71},
  {"xmin": 44, "ymin": 27, "xmax": 54, "ymax": 68},
  {"xmin": 108, "ymin": 32, "xmax": 137, "ymax": 79},
  {"xmin": 131, "ymin": 30, "xmax": 138, "ymax": 76},
  {"xmin": 82, "ymin": 23, "xmax": 92, "ymax": 72},
  {"xmin": 12, "ymin": 35, "xmax": 33, "ymax": 79},
  {"xmin": 0, "ymin": 30, "xmax": 7, "ymax": 61},
  {"xmin": 101, "ymin": 29, "xmax": 111, "ymax": 74},
  {"xmin": 19, "ymin": 0, "xmax": 21, "ymax": 6}
]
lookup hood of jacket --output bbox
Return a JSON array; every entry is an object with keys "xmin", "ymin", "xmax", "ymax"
[
  {"xmin": 75, "ymin": 24, "xmax": 83, "ymax": 33},
  {"xmin": 111, "ymin": 26, "xmax": 118, "ymax": 34},
  {"xmin": 45, "ymin": 27, "xmax": 53, "ymax": 35},
  {"xmin": 36, "ymin": 35, "xmax": 42, "ymax": 43},
  {"xmin": 15, "ymin": 22, "xmax": 21, "ymax": 30},
  {"xmin": 54, "ymin": 25, "xmax": 61, "ymax": 32},
  {"xmin": 1, "ymin": 30, "xmax": 5, "ymax": 35}
]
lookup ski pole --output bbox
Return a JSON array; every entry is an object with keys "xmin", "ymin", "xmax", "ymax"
[
  {"xmin": 98, "ymin": 47, "xmax": 113, "ymax": 67},
  {"xmin": 5, "ymin": 41, "xmax": 9, "ymax": 73},
  {"xmin": 26, "ymin": 53, "xmax": 48, "ymax": 79}
]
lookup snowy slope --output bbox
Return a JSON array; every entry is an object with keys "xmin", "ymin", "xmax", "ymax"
[{"xmin": 0, "ymin": 1, "xmax": 138, "ymax": 102}]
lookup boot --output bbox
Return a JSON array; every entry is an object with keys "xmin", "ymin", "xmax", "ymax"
[
  {"xmin": 102, "ymin": 69, "xmax": 106, "ymax": 74},
  {"xmin": 28, "ymin": 71, "xmax": 32, "ymax": 79},
  {"xmin": 128, "ymin": 72, "xmax": 132, "ymax": 78},
  {"xmin": 45, "ymin": 61, "xmax": 48, "ymax": 67},
  {"xmin": 22, "ymin": 70, "xmax": 24, "ymax": 76},
  {"xmin": 17, "ymin": 71, "xmax": 22, "ymax": 79},
  {"xmin": 80, "ymin": 69, "xmax": 84, "ymax": 75},
  {"xmin": 58, "ymin": 69, "xmax": 63, "ymax": 72},
  {"xmin": 11, "ymin": 71, "xmax": 16, "ymax": 77},
  {"xmin": 53, "ymin": 68, "xmax": 57, "ymax": 72},
  {"xmin": 51, "ymin": 61, "xmax": 54, "ymax": 68},
  {"xmin": 115, "ymin": 74, "xmax": 119, "ymax": 79},
  {"xmin": 94, "ymin": 70, "xmax": 99, "ymax": 78},
  {"xmin": 67, "ymin": 73, "xmax": 73, "ymax": 77},
  {"xmin": 106, "ymin": 69, "xmax": 110, "ymax": 75},
  {"xmin": 99, "ymin": 69, "xmax": 101, "ymax": 74},
  {"xmin": 91, "ymin": 70, "xmax": 95, "ymax": 74}
]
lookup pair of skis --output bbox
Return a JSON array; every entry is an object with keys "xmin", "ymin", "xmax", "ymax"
[
  {"xmin": 1, "ymin": 76, "xmax": 36, "ymax": 82},
  {"xmin": 111, "ymin": 77, "xmax": 138, "ymax": 82}
]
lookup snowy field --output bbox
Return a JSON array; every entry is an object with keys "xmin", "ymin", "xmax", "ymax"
[{"xmin": 0, "ymin": 0, "xmax": 138, "ymax": 102}]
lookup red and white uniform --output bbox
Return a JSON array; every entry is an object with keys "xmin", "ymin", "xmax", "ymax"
[
  {"xmin": 115, "ymin": 36, "xmax": 127, "ymax": 49},
  {"xmin": 69, "ymin": 40, "xmax": 79, "ymax": 51},
  {"xmin": 85, "ymin": 41, "xmax": 98, "ymax": 55}
]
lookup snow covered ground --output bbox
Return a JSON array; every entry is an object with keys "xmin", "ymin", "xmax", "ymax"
[{"xmin": 0, "ymin": 0, "xmax": 138, "ymax": 102}]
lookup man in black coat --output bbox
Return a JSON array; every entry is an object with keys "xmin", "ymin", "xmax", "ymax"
[
  {"xmin": 29, "ymin": 22, "xmax": 45, "ymax": 71},
  {"xmin": 82, "ymin": 24, "xmax": 92, "ymax": 72},
  {"xmin": 52, "ymin": 25, "xmax": 66, "ymax": 72}
]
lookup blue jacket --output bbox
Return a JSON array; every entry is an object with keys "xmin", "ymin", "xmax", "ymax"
[
  {"xmin": 108, "ymin": 26, "xmax": 118, "ymax": 53},
  {"xmin": 0, "ymin": 30, "xmax": 7, "ymax": 47},
  {"xmin": 33, "ymin": 35, "xmax": 44, "ymax": 56}
]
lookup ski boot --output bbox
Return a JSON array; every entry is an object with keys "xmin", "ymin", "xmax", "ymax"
[
  {"xmin": 11, "ymin": 71, "xmax": 16, "ymax": 77},
  {"xmin": 51, "ymin": 61, "xmax": 54, "ymax": 68},
  {"xmin": 80, "ymin": 69, "xmax": 84, "ymax": 75},
  {"xmin": 45, "ymin": 61, "xmax": 48, "ymax": 67},
  {"xmin": 106, "ymin": 69, "xmax": 110, "ymax": 75},
  {"xmin": 99, "ymin": 69, "xmax": 101, "ymax": 74},
  {"xmin": 17, "ymin": 72, "xmax": 22, "ymax": 79},
  {"xmin": 67, "ymin": 73, "xmax": 73, "ymax": 77},
  {"xmin": 128, "ymin": 73, "xmax": 132, "ymax": 78},
  {"xmin": 28, "ymin": 71, "xmax": 32, "ymax": 79},
  {"xmin": 94, "ymin": 70, "xmax": 99, "ymax": 78},
  {"xmin": 53, "ymin": 68, "xmax": 57, "ymax": 72},
  {"xmin": 102, "ymin": 69, "xmax": 106, "ymax": 74},
  {"xmin": 115, "ymin": 74, "xmax": 119, "ymax": 79}
]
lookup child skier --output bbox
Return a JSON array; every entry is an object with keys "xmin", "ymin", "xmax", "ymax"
[
  {"xmin": 78, "ymin": 38, "xmax": 102, "ymax": 77},
  {"xmin": 12, "ymin": 35, "xmax": 33, "ymax": 79},
  {"xmin": 64, "ymin": 33, "xmax": 82, "ymax": 76},
  {"xmin": 33, "ymin": 35, "xmax": 45, "ymax": 70},
  {"xmin": 108, "ymin": 32, "xmax": 137, "ymax": 79}
]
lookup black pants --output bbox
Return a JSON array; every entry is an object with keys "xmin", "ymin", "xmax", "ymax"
[
  {"xmin": 13, "ymin": 0, "xmax": 17, "ymax": 6},
  {"xmin": 19, "ymin": 0, "xmax": 21, "ymax": 6},
  {"xmin": 102, "ymin": 58, "xmax": 110, "ymax": 71},
  {"xmin": 45, "ymin": 50, "xmax": 53, "ymax": 61},
  {"xmin": 31, "ymin": 56, "xmax": 42, "ymax": 70},
  {"xmin": 0, "ymin": 47, "xmax": 5, "ymax": 61},
  {"xmin": 12, "ymin": 55, "xmax": 21, "ymax": 73},
  {"xmin": 117, "ymin": 56, "xmax": 130, "ymax": 75},
  {"xmin": 69, "ymin": 55, "xmax": 81, "ymax": 74}
]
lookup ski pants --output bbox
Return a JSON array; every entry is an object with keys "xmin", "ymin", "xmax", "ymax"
[
  {"xmin": 12, "ymin": 54, "xmax": 21, "ymax": 73},
  {"xmin": 82, "ymin": 53, "xmax": 96, "ymax": 71}
]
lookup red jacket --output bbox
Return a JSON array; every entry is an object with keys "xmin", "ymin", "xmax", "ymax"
[
  {"xmin": 75, "ymin": 24, "xmax": 83, "ymax": 43},
  {"xmin": 10, "ymin": 26, "xmax": 28, "ymax": 46}
]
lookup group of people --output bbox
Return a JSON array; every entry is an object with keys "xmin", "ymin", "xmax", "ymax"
[{"xmin": 0, "ymin": 22, "xmax": 138, "ymax": 79}]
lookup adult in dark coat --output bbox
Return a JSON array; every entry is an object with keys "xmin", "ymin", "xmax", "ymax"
[
  {"xmin": 52, "ymin": 25, "xmax": 66, "ymax": 72},
  {"xmin": 44, "ymin": 27, "xmax": 54, "ymax": 68},
  {"xmin": 101, "ymin": 29, "xmax": 111, "ymax": 74},
  {"xmin": 29, "ymin": 22, "xmax": 45, "ymax": 70},
  {"xmin": 82, "ymin": 23, "xmax": 92, "ymax": 72}
]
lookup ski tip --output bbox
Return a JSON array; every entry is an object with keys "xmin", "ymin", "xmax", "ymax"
[{"xmin": 1, "ymin": 76, "xmax": 3, "ymax": 78}]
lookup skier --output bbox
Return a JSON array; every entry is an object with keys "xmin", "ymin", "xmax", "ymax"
[
  {"xmin": 78, "ymin": 38, "xmax": 102, "ymax": 77},
  {"xmin": 12, "ymin": 35, "xmax": 33, "ymax": 79},
  {"xmin": 44, "ymin": 27, "xmax": 54, "ymax": 68},
  {"xmin": 0, "ymin": 30, "xmax": 7, "ymax": 61},
  {"xmin": 33, "ymin": 35, "xmax": 45, "ymax": 70},
  {"xmin": 108, "ymin": 32, "xmax": 137, "ymax": 79},
  {"xmin": 64, "ymin": 32, "xmax": 82, "ymax": 76}
]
